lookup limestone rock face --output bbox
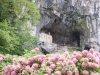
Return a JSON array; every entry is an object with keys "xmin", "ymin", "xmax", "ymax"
[
  {"xmin": 36, "ymin": 0, "xmax": 100, "ymax": 51},
  {"xmin": 37, "ymin": 41, "xmax": 57, "ymax": 54}
]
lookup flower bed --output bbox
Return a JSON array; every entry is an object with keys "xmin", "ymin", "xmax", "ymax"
[{"xmin": 1, "ymin": 48, "xmax": 100, "ymax": 75}]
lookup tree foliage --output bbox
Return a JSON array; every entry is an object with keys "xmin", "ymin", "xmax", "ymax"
[
  {"xmin": 0, "ymin": 20, "xmax": 19, "ymax": 54},
  {"xmin": 0, "ymin": 0, "xmax": 40, "ymax": 24},
  {"xmin": 72, "ymin": 10, "xmax": 89, "ymax": 35},
  {"xmin": 0, "ymin": 0, "xmax": 40, "ymax": 55}
]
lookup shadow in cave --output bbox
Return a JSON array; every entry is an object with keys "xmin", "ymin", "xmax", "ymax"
[
  {"xmin": 72, "ymin": 30, "xmax": 80, "ymax": 47},
  {"xmin": 40, "ymin": 26, "xmax": 82, "ymax": 47},
  {"xmin": 40, "ymin": 27, "xmax": 68, "ymax": 46}
]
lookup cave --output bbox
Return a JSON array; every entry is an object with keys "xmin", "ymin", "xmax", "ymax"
[
  {"xmin": 72, "ymin": 30, "xmax": 81, "ymax": 47},
  {"xmin": 37, "ymin": 7, "xmax": 82, "ymax": 47},
  {"xmin": 40, "ymin": 25, "xmax": 80, "ymax": 47}
]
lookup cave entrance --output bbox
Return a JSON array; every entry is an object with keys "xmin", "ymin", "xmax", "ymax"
[
  {"xmin": 39, "ymin": 25, "xmax": 81, "ymax": 47},
  {"xmin": 39, "ymin": 27, "xmax": 72, "ymax": 46},
  {"xmin": 72, "ymin": 30, "xmax": 81, "ymax": 47}
]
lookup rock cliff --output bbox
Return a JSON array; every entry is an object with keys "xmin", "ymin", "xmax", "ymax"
[{"xmin": 36, "ymin": 0, "xmax": 100, "ymax": 51}]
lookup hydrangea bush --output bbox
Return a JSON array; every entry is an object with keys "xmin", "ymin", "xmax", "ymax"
[{"xmin": 1, "ymin": 48, "xmax": 100, "ymax": 75}]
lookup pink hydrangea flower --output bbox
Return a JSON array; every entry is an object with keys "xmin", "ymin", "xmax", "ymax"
[
  {"xmin": 49, "ymin": 58, "xmax": 55, "ymax": 62},
  {"xmin": 67, "ymin": 70, "xmax": 73, "ymax": 75},
  {"xmin": 24, "ymin": 65, "xmax": 30, "ymax": 72},
  {"xmin": 7, "ymin": 72, "xmax": 11, "ymax": 75},
  {"xmin": 41, "ymin": 63, "xmax": 46, "ymax": 67},
  {"xmin": 76, "ymin": 54, "xmax": 82, "ymax": 60},
  {"xmin": 38, "ymin": 58, "xmax": 43, "ymax": 63},
  {"xmin": 31, "ymin": 47, "xmax": 39, "ymax": 52},
  {"xmin": 72, "ymin": 58, "xmax": 78, "ymax": 63},
  {"xmin": 32, "ymin": 63, "xmax": 38, "ymax": 69},
  {"xmin": 72, "ymin": 52, "xmax": 82, "ymax": 60},
  {"xmin": 18, "ymin": 58, "xmax": 26, "ymax": 64},
  {"xmin": 90, "ymin": 72, "xmax": 96, "ymax": 75},
  {"xmin": 54, "ymin": 54, "xmax": 61, "ymax": 60},
  {"xmin": 91, "ymin": 63, "xmax": 98, "ymax": 69},
  {"xmin": 75, "ymin": 69, "xmax": 79, "ymax": 75},
  {"xmin": 44, "ymin": 74, "xmax": 49, "ymax": 75},
  {"xmin": 18, "ymin": 73, "xmax": 22, "ymax": 75},
  {"xmin": 55, "ymin": 71, "xmax": 61, "ymax": 75},
  {"xmin": 82, "ymin": 62, "xmax": 88, "ymax": 69},
  {"xmin": 68, "ymin": 60, "xmax": 74, "ymax": 66},
  {"xmin": 89, "ymin": 48, "xmax": 94, "ymax": 54},
  {"xmin": 11, "ymin": 71, "xmax": 16, "ymax": 75},
  {"xmin": 61, "ymin": 68, "xmax": 66, "ymax": 74},
  {"xmin": 83, "ymin": 58, "xmax": 89, "ymax": 63},
  {"xmin": 35, "ymin": 47, "xmax": 39, "ymax": 51},
  {"xmin": 13, "ymin": 65, "xmax": 21, "ymax": 72},
  {"xmin": 82, "ymin": 50, "xmax": 88, "ymax": 56},
  {"xmin": 82, "ymin": 70, "xmax": 89, "ymax": 75},
  {"xmin": 0, "ymin": 57, "xmax": 3, "ymax": 61},
  {"xmin": 48, "ymin": 60, "xmax": 54, "ymax": 65},
  {"xmin": 94, "ymin": 58, "xmax": 99, "ymax": 64},
  {"xmin": 50, "ymin": 64, "xmax": 56, "ymax": 69},
  {"xmin": 33, "ymin": 56, "xmax": 38, "ymax": 60},
  {"xmin": 28, "ymin": 57, "xmax": 34, "ymax": 61},
  {"xmin": 64, "ymin": 51, "xmax": 69, "ymax": 57},
  {"xmin": 87, "ymin": 62, "xmax": 93, "ymax": 68},
  {"xmin": 5, "ymin": 65, "xmax": 12, "ymax": 72},
  {"xmin": 59, "ymin": 57, "xmax": 64, "ymax": 61},
  {"xmin": 46, "ymin": 69, "xmax": 52, "ymax": 75},
  {"xmin": 87, "ymin": 53, "xmax": 94, "ymax": 59}
]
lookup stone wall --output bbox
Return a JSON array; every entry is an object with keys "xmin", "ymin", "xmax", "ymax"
[{"xmin": 40, "ymin": 32, "xmax": 52, "ymax": 43}]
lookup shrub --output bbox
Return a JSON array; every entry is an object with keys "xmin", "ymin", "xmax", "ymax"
[
  {"xmin": 0, "ymin": 20, "xmax": 19, "ymax": 54},
  {"xmin": 1, "ymin": 48, "xmax": 100, "ymax": 75}
]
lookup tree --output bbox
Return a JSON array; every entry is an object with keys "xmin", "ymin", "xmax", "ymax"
[
  {"xmin": 0, "ymin": 0, "xmax": 40, "ymax": 24},
  {"xmin": 0, "ymin": 20, "xmax": 19, "ymax": 54},
  {"xmin": 0, "ymin": 0, "xmax": 40, "ymax": 55}
]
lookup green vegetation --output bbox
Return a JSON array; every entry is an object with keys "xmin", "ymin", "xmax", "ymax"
[
  {"xmin": 71, "ymin": 10, "xmax": 89, "ymax": 47},
  {"xmin": 0, "ymin": 20, "xmax": 19, "ymax": 54},
  {"xmin": 0, "ymin": 0, "xmax": 40, "ymax": 55},
  {"xmin": 68, "ymin": 47, "xmax": 81, "ymax": 52},
  {"xmin": 72, "ymin": 10, "xmax": 88, "ymax": 34}
]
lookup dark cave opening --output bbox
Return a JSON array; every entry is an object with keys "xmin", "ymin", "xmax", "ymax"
[
  {"xmin": 72, "ymin": 30, "xmax": 81, "ymax": 47},
  {"xmin": 40, "ymin": 26, "xmax": 81, "ymax": 47},
  {"xmin": 40, "ymin": 28, "xmax": 67, "ymax": 46}
]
